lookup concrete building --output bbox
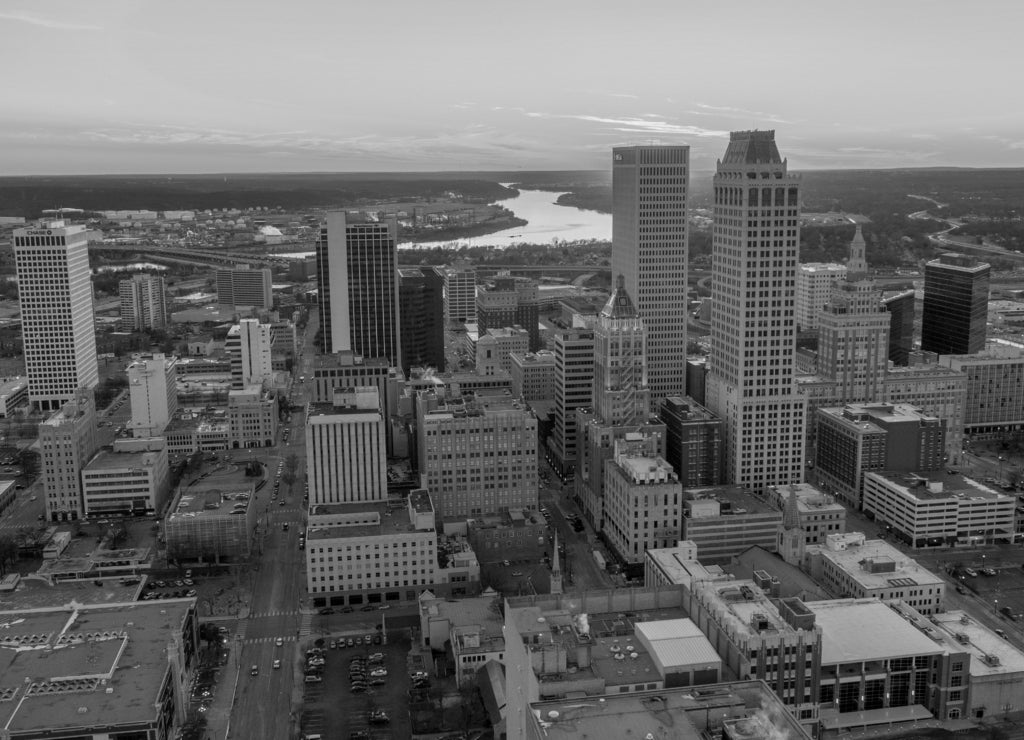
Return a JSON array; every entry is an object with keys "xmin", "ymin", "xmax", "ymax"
[
  {"xmin": 509, "ymin": 351, "xmax": 555, "ymax": 402},
  {"xmin": 883, "ymin": 289, "xmax": 916, "ymax": 366},
  {"xmin": 215, "ymin": 265, "xmax": 272, "ymax": 310},
  {"xmin": 439, "ymin": 261, "xmax": 477, "ymax": 326},
  {"xmin": 815, "ymin": 402, "xmax": 947, "ymax": 509},
  {"xmin": 939, "ymin": 346, "xmax": 1024, "ymax": 438},
  {"xmin": 467, "ymin": 509, "xmax": 547, "ymax": 565},
  {"xmin": 612, "ymin": 145, "xmax": 690, "ymax": 407},
  {"xmin": 227, "ymin": 385, "xmax": 279, "ymax": 449},
  {"xmin": 475, "ymin": 326, "xmax": 529, "ymax": 377},
  {"xmin": 817, "ymin": 278, "xmax": 890, "ymax": 402},
  {"xmin": 0, "ymin": 600, "xmax": 198, "ymax": 740},
  {"xmin": 305, "ymin": 491, "xmax": 480, "ymax": 607},
  {"xmin": 805, "ymin": 532, "xmax": 946, "ymax": 613},
  {"xmin": 684, "ymin": 578, "xmax": 821, "ymax": 732},
  {"xmin": 643, "ymin": 540, "xmax": 731, "ymax": 589},
  {"xmin": 119, "ymin": 273, "xmax": 168, "ymax": 331},
  {"xmin": 311, "ymin": 351, "xmax": 394, "ymax": 407},
  {"xmin": 226, "ymin": 318, "xmax": 274, "ymax": 389},
  {"xmin": 163, "ymin": 415, "xmax": 229, "ymax": 455},
  {"xmin": 165, "ymin": 484, "xmax": 257, "ymax": 561},
  {"xmin": 547, "ymin": 325, "xmax": 594, "ymax": 480},
  {"xmin": 398, "ymin": 266, "xmax": 445, "ymax": 374},
  {"xmin": 39, "ymin": 391, "xmax": 98, "ymax": 521},
  {"xmin": 503, "ymin": 587, "xmax": 727, "ymax": 740},
  {"xmin": 603, "ymin": 433, "xmax": 682, "ymax": 568},
  {"xmin": 419, "ymin": 590, "xmax": 505, "ymax": 686},
  {"xmin": 922, "ymin": 253, "xmax": 990, "ymax": 356},
  {"xmin": 13, "ymin": 221, "xmax": 99, "ymax": 411},
  {"xmin": 659, "ymin": 396, "xmax": 722, "ymax": 487},
  {"xmin": 681, "ymin": 485, "xmax": 784, "ymax": 565},
  {"xmin": 766, "ymin": 483, "xmax": 846, "ymax": 546},
  {"xmin": 317, "ymin": 212, "xmax": 401, "ymax": 366},
  {"xmin": 705, "ymin": 131, "xmax": 806, "ymax": 491},
  {"xmin": 796, "ymin": 262, "xmax": 847, "ymax": 331},
  {"xmin": 417, "ymin": 388, "xmax": 537, "ymax": 518},
  {"xmin": 809, "ymin": 599, "xmax": 971, "ymax": 731},
  {"xmin": 863, "ymin": 470, "xmax": 1015, "ymax": 548},
  {"xmin": 82, "ymin": 439, "xmax": 170, "ymax": 517},
  {"xmin": 128, "ymin": 353, "xmax": 178, "ymax": 437},
  {"xmin": 477, "ymin": 276, "xmax": 541, "ymax": 351},
  {"xmin": 0, "ymin": 376, "xmax": 29, "ymax": 417},
  {"xmin": 306, "ymin": 387, "xmax": 387, "ymax": 505},
  {"xmin": 883, "ymin": 363, "xmax": 967, "ymax": 465}
]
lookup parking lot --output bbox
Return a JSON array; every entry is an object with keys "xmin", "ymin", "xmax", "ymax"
[
  {"xmin": 958, "ymin": 562, "xmax": 1024, "ymax": 624},
  {"xmin": 300, "ymin": 632, "xmax": 413, "ymax": 740}
]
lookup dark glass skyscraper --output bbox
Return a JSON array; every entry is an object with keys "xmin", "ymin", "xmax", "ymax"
[
  {"xmin": 921, "ymin": 253, "xmax": 989, "ymax": 355},
  {"xmin": 398, "ymin": 267, "xmax": 445, "ymax": 375}
]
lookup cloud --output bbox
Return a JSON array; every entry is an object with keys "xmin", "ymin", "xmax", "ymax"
[
  {"xmin": 982, "ymin": 135, "xmax": 1024, "ymax": 150},
  {"xmin": 691, "ymin": 102, "xmax": 789, "ymax": 124},
  {"xmin": 0, "ymin": 11, "xmax": 102, "ymax": 31},
  {"xmin": 910, "ymin": 133, "xmax": 939, "ymax": 140},
  {"xmin": 605, "ymin": 93, "xmax": 639, "ymax": 99},
  {"xmin": 522, "ymin": 111, "xmax": 727, "ymax": 138}
]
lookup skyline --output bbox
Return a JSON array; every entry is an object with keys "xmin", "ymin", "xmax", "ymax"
[{"xmin": 3, "ymin": 0, "xmax": 1024, "ymax": 175}]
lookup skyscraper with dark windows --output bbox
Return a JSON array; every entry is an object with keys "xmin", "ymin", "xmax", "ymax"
[
  {"xmin": 612, "ymin": 145, "xmax": 689, "ymax": 409},
  {"xmin": 705, "ymin": 130, "xmax": 805, "ymax": 492},
  {"xmin": 921, "ymin": 253, "xmax": 989, "ymax": 356},
  {"xmin": 398, "ymin": 267, "xmax": 445, "ymax": 375},
  {"xmin": 317, "ymin": 212, "xmax": 401, "ymax": 368}
]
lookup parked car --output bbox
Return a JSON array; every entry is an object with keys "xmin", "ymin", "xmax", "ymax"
[
  {"xmin": 318, "ymin": 608, "xmax": 335, "ymax": 615},
  {"xmin": 368, "ymin": 652, "xmax": 384, "ymax": 662},
  {"xmin": 250, "ymin": 665, "xmax": 259, "ymax": 676},
  {"xmin": 964, "ymin": 568, "xmax": 979, "ymax": 578},
  {"xmin": 273, "ymin": 659, "xmax": 281, "ymax": 669},
  {"xmin": 304, "ymin": 675, "xmax": 322, "ymax": 683}
]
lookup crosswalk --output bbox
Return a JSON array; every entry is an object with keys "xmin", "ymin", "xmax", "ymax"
[
  {"xmin": 298, "ymin": 611, "xmax": 313, "ymax": 638},
  {"xmin": 249, "ymin": 609, "xmax": 302, "ymax": 619},
  {"xmin": 243, "ymin": 635, "xmax": 298, "ymax": 645}
]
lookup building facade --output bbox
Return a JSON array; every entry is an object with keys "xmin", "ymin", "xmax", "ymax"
[
  {"xmin": 546, "ymin": 325, "xmax": 595, "ymax": 479},
  {"xmin": 612, "ymin": 145, "xmax": 690, "ymax": 406},
  {"xmin": 306, "ymin": 388, "xmax": 388, "ymax": 505},
  {"xmin": 13, "ymin": 221, "xmax": 99, "ymax": 411},
  {"xmin": 215, "ymin": 266, "xmax": 273, "ymax": 310},
  {"xmin": 439, "ymin": 261, "xmax": 477, "ymax": 325},
  {"xmin": 398, "ymin": 267, "xmax": 445, "ymax": 374},
  {"xmin": 681, "ymin": 485, "xmax": 784, "ymax": 565},
  {"xmin": 119, "ymin": 273, "xmax": 168, "ymax": 331},
  {"xmin": 227, "ymin": 385, "xmax": 278, "ymax": 449},
  {"xmin": 82, "ymin": 439, "xmax": 170, "ymax": 517},
  {"xmin": 39, "ymin": 391, "xmax": 98, "ymax": 521},
  {"xmin": 476, "ymin": 276, "xmax": 541, "ymax": 351},
  {"xmin": 317, "ymin": 212, "xmax": 401, "ymax": 366},
  {"xmin": 796, "ymin": 263, "xmax": 846, "ymax": 331},
  {"xmin": 883, "ymin": 289, "xmax": 916, "ymax": 366},
  {"xmin": 226, "ymin": 318, "xmax": 275, "ymax": 389},
  {"xmin": 939, "ymin": 347, "xmax": 1024, "ymax": 437},
  {"xmin": 128, "ymin": 353, "xmax": 178, "ymax": 437},
  {"xmin": 921, "ymin": 253, "xmax": 990, "ymax": 355},
  {"xmin": 705, "ymin": 131, "xmax": 806, "ymax": 491},
  {"xmin": 817, "ymin": 279, "xmax": 890, "ymax": 402},
  {"xmin": 509, "ymin": 351, "xmax": 555, "ymax": 402},
  {"xmin": 659, "ymin": 396, "xmax": 723, "ymax": 488}
]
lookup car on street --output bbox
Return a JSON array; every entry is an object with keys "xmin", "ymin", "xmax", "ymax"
[
  {"xmin": 360, "ymin": 605, "xmax": 374, "ymax": 612},
  {"xmin": 369, "ymin": 668, "xmax": 387, "ymax": 678},
  {"xmin": 350, "ymin": 684, "xmax": 367, "ymax": 693},
  {"xmin": 304, "ymin": 675, "xmax": 322, "ymax": 683},
  {"xmin": 512, "ymin": 571, "xmax": 523, "ymax": 577},
  {"xmin": 250, "ymin": 665, "xmax": 259, "ymax": 676},
  {"xmin": 502, "ymin": 560, "xmax": 511, "ymax": 567},
  {"xmin": 378, "ymin": 604, "xmax": 390, "ymax": 610},
  {"xmin": 341, "ymin": 606, "xmax": 354, "ymax": 613},
  {"xmin": 276, "ymin": 637, "xmax": 284, "ymax": 647},
  {"xmin": 318, "ymin": 608, "xmax": 335, "ymax": 615},
  {"xmin": 273, "ymin": 659, "xmax": 281, "ymax": 669},
  {"xmin": 368, "ymin": 652, "xmax": 384, "ymax": 662},
  {"xmin": 964, "ymin": 568, "xmax": 979, "ymax": 578},
  {"xmin": 368, "ymin": 710, "xmax": 389, "ymax": 725},
  {"xmin": 982, "ymin": 568, "xmax": 997, "ymax": 576},
  {"xmin": 329, "ymin": 641, "xmax": 336, "ymax": 649}
]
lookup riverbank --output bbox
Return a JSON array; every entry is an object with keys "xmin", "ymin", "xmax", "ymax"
[{"xmin": 400, "ymin": 211, "xmax": 528, "ymax": 245}]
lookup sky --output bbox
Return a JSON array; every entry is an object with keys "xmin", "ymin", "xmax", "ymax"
[{"xmin": 3, "ymin": 0, "xmax": 1023, "ymax": 175}]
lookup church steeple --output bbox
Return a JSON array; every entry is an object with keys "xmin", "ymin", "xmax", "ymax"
[
  {"xmin": 778, "ymin": 484, "xmax": 807, "ymax": 567},
  {"xmin": 847, "ymin": 224, "xmax": 868, "ymax": 277},
  {"xmin": 550, "ymin": 532, "xmax": 563, "ymax": 595}
]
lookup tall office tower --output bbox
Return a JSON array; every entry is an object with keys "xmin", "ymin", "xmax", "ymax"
[
  {"xmin": 546, "ymin": 325, "xmax": 595, "ymax": 480},
  {"xmin": 127, "ymin": 353, "xmax": 178, "ymax": 437},
  {"xmin": 882, "ymin": 290, "xmax": 916, "ymax": 366},
  {"xmin": 39, "ymin": 390, "xmax": 98, "ymax": 521},
  {"xmin": 13, "ymin": 221, "xmax": 99, "ymax": 412},
  {"xmin": 317, "ymin": 212, "xmax": 401, "ymax": 367},
  {"xmin": 476, "ymin": 276, "xmax": 541, "ymax": 351},
  {"xmin": 921, "ymin": 253, "xmax": 990, "ymax": 355},
  {"xmin": 306, "ymin": 387, "xmax": 388, "ymax": 505},
  {"xmin": 705, "ymin": 131, "xmax": 806, "ymax": 492},
  {"xmin": 612, "ymin": 145, "xmax": 689, "ymax": 407},
  {"xmin": 398, "ymin": 267, "xmax": 445, "ymax": 375},
  {"xmin": 215, "ymin": 266, "xmax": 273, "ymax": 311},
  {"xmin": 795, "ymin": 263, "xmax": 846, "ymax": 331},
  {"xmin": 119, "ymin": 273, "xmax": 168, "ymax": 331},
  {"xmin": 846, "ymin": 224, "xmax": 868, "ymax": 276},
  {"xmin": 226, "ymin": 319, "xmax": 274, "ymax": 389},
  {"xmin": 593, "ymin": 275, "xmax": 650, "ymax": 425},
  {"xmin": 817, "ymin": 280, "xmax": 890, "ymax": 402},
  {"xmin": 439, "ymin": 261, "xmax": 477, "ymax": 325}
]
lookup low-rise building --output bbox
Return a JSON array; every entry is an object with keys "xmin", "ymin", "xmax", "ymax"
[
  {"xmin": 509, "ymin": 351, "xmax": 555, "ymax": 402},
  {"xmin": 419, "ymin": 590, "xmax": 506, "ymax": 686},
  {"xmin": 165, "ymin": 484, "xmax": 257, "ymax": 561},
  {"xmin": 766, "ymin": 482, "xmax": 846, "ymax": 546},
  {"xmin": 475, "ymin": 326, "xmax": 530, "ymax": 376},
  {"xmin": 643, "ymin": 540, "xmax": 734, "ymax": 590},
  {"xmin": 0, "ymin": 599, "xmax": 197, "ymax": 739},
  {"xmin": 863, "ymin": 470, "xmax": 1015, "ymax": 548},
  {"xmin": 805, "ymin": 532, "xmax": 946, "ymax": 614},
  {"xmin": 467, "ymin": 509, "xmax": 547, "ymax": 564},
  {"xmin": 680, "ymin": 485, "xmax": 783, "ymax": 565},
  {"xmin": 81, "ymin": 438, "xmax": 170, "ymax": 517},
  {"xmin": 164, "ymin": 415, "xmax": 230, "ymax": 455},
  {"xmin": 227, "ymin": 385, "xmax": 278, "ymax": 449},
  {"xmin": 0, "ymin": 376, "xmax": 29, "ymax": 417}
]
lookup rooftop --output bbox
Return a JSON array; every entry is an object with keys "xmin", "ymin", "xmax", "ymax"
[
  {"xmin": 812, "ymin": 535, "xmax": 944, "ymax": 590},
  {"xmin": 0, "ymin": 600, "xmax": 193, "ymax": 734},
  {"xmin": 528, "ymin": 679, "xmax": 808, "ymax": 740},
  {"xmin": 694, "ymin": 580, "xmax": 807, "ymax": 639},
  {"xmin": 84, "ymin": 449, "xmax": 161, "ymax": 472},
  {"xmin": 686, "ymin": 485, "xmax": 778, "ymax": 515},
  {"xmin": 933, "ymin": 610, "xmax": 1024, "ymax": 677},
  {"xmin": 806, "ymin": 599, "xmax": 945, "ymax": 664},
  {"xmin": 170, "ymin": 485, "xmax": 253, "ymax": 518},
  {"xmin": 869, "ymin": 470, "xmax": 1010, "ymax": 502},
  {"xmin": 306, "ymin": 502, "xmax": 420, "ymax": 540}
]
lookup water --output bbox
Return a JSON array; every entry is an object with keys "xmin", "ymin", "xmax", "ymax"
[
  {"xmin": 272, "ymin": 187, "xmax": 612, "ymax": 258},
  {"xmin": 404, "ymin": 187, "xmax": 611, "ymax": 249}
]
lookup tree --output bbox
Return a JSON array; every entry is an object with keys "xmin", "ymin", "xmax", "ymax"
[
  {"xmin": 0, "ymin": 536, "xmax": 18, "ymax": 577},
  {"xmin": 282, "ymin": 453, "xmax": 299, "ymax": 488}
]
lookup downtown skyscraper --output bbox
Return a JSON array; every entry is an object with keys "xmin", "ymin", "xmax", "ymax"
[
  {"xmin": 705, "ymin": 131, "xmax": 805, "ymax": 491},
  {"xmin": 14, "ymin": 221, "xmax": 99, "ymax": 412},
  {"xmin": 317, "ymin": 212, "xmax": 401, "ymax": 368},
  {"xmin": 612, "ymin": 145, "xmax": 689, "ymax": 408}
]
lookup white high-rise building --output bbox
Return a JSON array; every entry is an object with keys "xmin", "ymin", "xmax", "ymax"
[
  {"xmin": 226, "ymin": 319, "xmax": 274, "ymax": 389},
  {"xmin": 796, "ymin": 263, "xmax": 846, "ymax": 331},
  {"xmin": 128, "ymin": 353, "xmax": 179, "ymax": 437},
  {"xmin": 439, "ymin": 261, "xmax": 477, "ymax": 325},
  {"xmin": 13, "ymin": 221, "xmax": 98, "ymax": 412},
  {"xmin": 706, "ymin": 131, "xmax": 806, "ymax": 492},
  {"xmin": 39, "ymin": 391, "xmax": 98, "ymax": 521},
  {"xmin": 317, "ymin": 212, "xmax": 401, "ymax": 367},
  {"xmin": 612, "ymin": 145, "xmax": 689, "ymax": 408},
  {"xmin": 119, "ymin": 273, "xmax": 168, "ymax": 331}
]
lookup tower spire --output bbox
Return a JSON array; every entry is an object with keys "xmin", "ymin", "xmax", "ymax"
[
  {"xmin": 549, "ymin": 531, "xmax": 563, "ymax": 595},
  {"xmin": 847, "ymin": 223, "xmax": 868, "ymax": 277}
]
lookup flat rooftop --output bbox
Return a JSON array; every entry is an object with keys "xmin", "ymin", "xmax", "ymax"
[
  {"xmin": 529, "ymin": 679, "xmax": 808, "ymax": 740},
  {"xmin": 687, "ymin": 485, "xmax": 778, "ymax": 515},
  {"xmin": 696, "ymin": 580, "xmax": 802, "ymax": 638},
  {"xmin": 306, "ymin": 502, "xmax": 418, "ymax": 540},
  {"xmin": 646, "ymin": 546, "xmax": 723, "ymax": 586},
  {"xmin": 85, "ymin": 449, "xmax": 160, "ymax": 471},
  {"xmin": 308, "ymin": 401, "xmax": 381, "ymax": 418},
  {"xmin": 171, "ymin": 486, "xmax": 253, "ymax": 517},
  {"xmin": 933, "ymin": 610, "xmax": 1024, "ymax": 677},
  {"xmin": 815, "ymin": 538, "xmax": 944, "ymax": 590},
  {"xmin": 0, "ymin": 600, "xmax": 194, "ymax": 734},
  {"xmin": 870, "ymin": 470, "xmax": 1010, "ymax": 502},
  {"xmin": 806, "ymin": 599, "xmax": 944, "ymax": 664}
]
